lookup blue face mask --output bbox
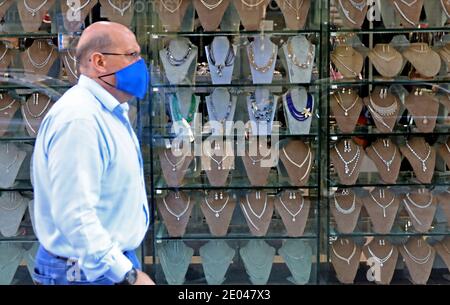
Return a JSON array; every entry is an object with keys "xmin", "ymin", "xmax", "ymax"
[{"xmin": 99, "ymin": 58, "xmax": 149, "ymax": 99}]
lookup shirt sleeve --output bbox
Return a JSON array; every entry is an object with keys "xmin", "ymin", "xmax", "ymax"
[{"xmin": 45, "ymin": 118, "xmax": 132, "ymax": 283}]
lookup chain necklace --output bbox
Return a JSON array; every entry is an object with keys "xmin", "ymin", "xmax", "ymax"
[
  {"xmin": 372, "ymin": 143, "xmax": 397, "ymax": 172},
  {"xmin": 247, "ymin": 42, "xmax": 276, "ymax": 73},
  {"xmin": 406, "ymin": 193, "xmax": 433, "ymax": 209},
  {"xmin": 349, "ymin": 0, "xmax": 366, "ymax": 11},
  {"xmin": 164, "ymin": 150, "xmax": 185, "ymax": 172},
  {"xmin": 208, "ymin": 92, "xmax": 232, "ymax": 124},
  {"xmin": 26, "ymin": 46, "xmax": 54, "ymax": 69},
  {"xmin": 63, "ymin": 52, "xmax": 79, "ymax": 80},
  {"xmin": 283, "ymin": 0, "xmax": 304, "ymax": 20},
  {"xmin": 107, "ymin": 0, "xmax": 132, "ymax": 16},
  {"xmin": 207, "ymin": 152, "xmax": 229, "ymax": 171},
  {"xmin": 21, "ymin": 107, "xmax": 37, "ymax": 134},
  {"xmin": 338, "ymin": 0, "xmax": 357, "ymax": 25},
  {"xmin": 441, "ymin": 0, "xmax": 450, "ymax": 18},
  {"xmin": 393, "ymin": 1, "xmax": 417, "ymax": 26},
  {"xmin": 331, "ymin": 52, "xmax": 359, "ymax": 77},
  {"xmin": 171, "ymin": 93, "xmax": 196, "ymax": 124},
  {"xmin": 160, "ymin": 0, "xmax": 182, "ymax": 13},
  {"xmin": 406, "ymin": 140, "xmax": 431, "ymax": 172},
  {"xmin": 205, "ymin": 195, "xmax": 229, "ymax": 218},
  {"xmin": 25, "ymin": 95, "xmax": 52, "ymax": 118},
  {"xmin": 247, "ymin": 149, "xmax": 271, "ymax": 166},
  {"xmin": 403, "ymin": 192, "xmax": 433, "ymax": 226},
  {"xmin": 279, "ymin": 195, "xmax": 304, "ymax": 222},
  {"xmin": 400, "ymin": 0, "xmax": 418, "ymax": 7},
  {"xmin": 403, "ymin": 244, "xmax": 432, "ymax": 265},
  {"xmin": 245, "ymin": 193, "xmax": 267, "ymax": 219},
  {"xmin": 367, "ymin": 104, "xmax": 391, "ymax": 130},
  {"xmin": 67, "ymin": 0, "xmax": 91, "ymax": 14},
  {"xmin": 369, "ymin": 95, "xmax": 398, "ymax": 116},
  {"xmin": 332, "ymin": 243, "xmax": 357, "ymax": 265},
  {"xmin": 163, "ymin": 195, "xmax": 190, "ymax": 221},
  {"xmin": 334, "ymin": 190, "xmax": 356, "ymax": 215},
  {"xmin": 370, "ymin": 189, "xmax": 395, "ymax": 218},
  {"xmin": 367, "ymin": 245, "xmax": 394, "ymax": 267},
  {"xmin": 207, "ymin": 42, "xmax": 235, "ymax": 77},
  {"xmin": 287, "ymin": 38, "xmax": 313, "ymax": 69},
  {"xmin": 241, "ymin": 0, "xmax": 266, "ymax": 7},
  {"xmin": 334, "ymin": 91, "xmax": 358, "ymax": 117},
  {"xmin": 285, "ymin": 91, "xmax": 313, "ymax": 122},
  {"xmin": 165, "ymin": 41, "xmax": 192, "ymax": 67},
  {"xmin": 0, "ymin": 45, "xmax": 8, "ymax": 62},
  {"xmin": 372, "ymin": 46, "xmax": 398, "ymax": 62},
  {"xmin": 282, "ymin": 146, "xmax": 312, "ymax": 181},
  {"xmin": 0, "ymin": 98, "xmax": 17, "ymax": 114},
  {"xmin": 23, "ymin": 0, "xmax": 48, "ymax": 16},
  {"xmin": 334, "ymin": 142, "xmax": 361, "ymax": 176},
  {"xmin": 200, "ymin": 0, "xmax": 224, "ymax": 10}
]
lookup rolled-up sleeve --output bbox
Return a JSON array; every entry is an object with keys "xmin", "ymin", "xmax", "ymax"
[{"xmin": 46, "ymin": 119, "xmax": 132, "ymax": 282}]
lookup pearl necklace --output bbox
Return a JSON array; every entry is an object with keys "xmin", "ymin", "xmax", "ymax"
[
  {"xmin": 163, "ymin": 195, "xmax": 190, "ymax": 221},
  {"xmin": 241, "ymin": 0, "xmax": 266, "ymax": 8},
  {"xmin": 247, "ymin": 42, "xmax": 276, "ymax": 74},
  {"xmin": 405, "ymin": 140, "xmax": 431, "ymax": 172},
  {"xmin": 371, "ymin": 143, "xmax": 397, "ymax": 172},
  {"xmin": 367, "ymin": 245, "xmax": 394, "ymax": 267},
  {"xmin": 279, "ymin": 195, "xmax": 304, "ymax": 222},
  {"xmin": 282, "ymin": 146, "xmax": 312, "ymax": 182},
  {"xmin": 393, "ymin": 1, "xmax": 417, "ymax": 26},
  {"xmin": 334, "ymin": 142, "xmax": 361, "ymax": 176},
  {"xmin": 403, "ymin": 244, "xmax": 432, "ymax": 265},
  {"xmin": 164, "ymin": 150, "xmax": 185, "ymax": 172},
  {"xmin": 26, "ymin": 46, "xmax": 54, "ymax": 69},
  {"xmin": 334, "ymin": 91, "xmax": 358, "ymax": 117},
  {"xmin": 23, "ymin": 0, "xmax": 48, "ymax": 17},
  {"xmin": 286, "ymin": 38, "xmax": 314, "ymax": 69},
  {"xmin": 66, "ymin": 0, "xmax": 91, "ymax": 14},
  {"xmin": 370, "ymin": 189, "xmax": 395, "ymax": 218},
  {"xmin": 200, "ymin": 0, "xmax": 224, "ymax": 10},
  {"xmin": 283, "ymin": 0, "xmax": 304, "ymax": 20},
  {"xmin": 205, "ymin": 195, "xmax": 229, "ymax": 218},
  {"xmin": 332, "ymin": 243, "xmax": 357, "ymax": 265},
  {"xmin": 334, "ymin": 191, "xmax": 356, "ymax": 215},
  {"xmin": 107, "ymin": 0, "xmax": 132, "ymax": 16}
]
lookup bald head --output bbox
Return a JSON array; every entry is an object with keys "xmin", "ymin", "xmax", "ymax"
[{"xmin": 76, "ymin": 21, "xmax": 136, "ymax": 69}]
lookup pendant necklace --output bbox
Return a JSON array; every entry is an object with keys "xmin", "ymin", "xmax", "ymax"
[
  {"xmin": 367, "ymin": 245, "xmax": 394, "ymax": 267},
  {"xmin": 164, "ymin": 150, "xmax": 186, "ymax": 172},
  {"xmin": 205, "ymin": 195, "xmax": 229, "ymax": 218},
  {"xmin": 207, "ymin": 42, "xmax": 235, "ymax": 77},
  {"xmin": 334, "ymin": 142, "xmax": 361, "ymax": 176},
  {"xmin": 171, "ymin": 93, "xmax": 196, "ymax": 124},
  {"xmin": 279, "ymin": 194, "xmax": 304, "ymax": 222},
  {"xmin": 23, "ymin": 0, "xmax": 48, "ymax": 17},
  {"xmin": 334, "ymin": 91, "xmax": 358, "ymax": 117},
  {"xmin": 332, "ymin": 243, "xmax": 357, "ymax": 265},
  {"xmin": 370, "ymin": 189, "xmax": 395, "ymax": 218},
  {"xmin": 283, "ymin": 0, "xmax": 304, "ymax": 20},
  {"xmin": 163, "ymin": 195, "xmax": 190, "ymax": 221},
  {"xmin": 371, "ymin": 142, "xmax": 397, "ymax": 172},
  {"xmin": 405, "ymin": 140, "xmax": 431, "ymax": 172}
]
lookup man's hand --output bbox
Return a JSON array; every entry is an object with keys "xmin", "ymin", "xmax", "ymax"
[{"xmin": 134, "ymin": 270, "xmax": 155, "ymax": 285}]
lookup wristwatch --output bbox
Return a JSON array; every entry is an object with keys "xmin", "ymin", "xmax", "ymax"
[{"xmin": 117, "ymin": 267, "xmax": 138, "ymax": 285}]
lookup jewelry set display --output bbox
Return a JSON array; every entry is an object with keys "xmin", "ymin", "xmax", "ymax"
[{"xmin": 21, "ymin": 93, "xmax": 54, "ymax": 137}]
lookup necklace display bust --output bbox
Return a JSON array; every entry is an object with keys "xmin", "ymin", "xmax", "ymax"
[
  {"xmin": 280, "ymin": 35, "xmax": 315, "ymax": 83},
  {"xmin": 275, "ymin": 0, "xmax": 311, "ymax": 30},
  {"xmin": 0, "ymin": 143, "xmax": 27, "ymax": 189},
  {"xmin": 156, "ymin": 0, "xmax": 191, "ymax": 31},
  {"xmin": 240, "ymin": 190, "xmax": 274, "ymax": 236},
  {"xmin": 402, "ymin": 43, "xmax": 441, "ymax": 78},
  {"xmin": 233, "ymin": 0, "xmax": 270, "ymax": 31},
  {"xmin": 436, "ymin": 188, "xmax": 450, "ymax": 226},
  {"xmin": 157, "ymin": 240, "xmax": 193, "ymax": 285},
  {"xmin": 330, "ymin": 237, "xmax": 362, "ymax": 284},
  {"xmin": 241, "ymin": 137, "xmax": 275, "ymax": 186},
  {"xmin": 98, "ymin": 0, "xmax": 134, "ymax": 26},
  {"xmin": 398, "ymin": 237, "xmax": 435, "ymax": 285},
  {"xmin": 404, "ymin": 88, "xmax": 439, "ymax": 133},
  {"xmin": 193, "ymin": 0, "xmax": 230, "ymax": 31},
  {"xmin": 364, "ymin": 187, "xmax": 400, "ymax": 234},
  {"xmin": 247, "ymin": 35, "xmax": 277, "ymax": 84},
  {"xmin": 365, "ymin": 138, "xmax": 402, "ymax": 184},
  {"xmin": 399, "ymin": 137, "xmax": 436, "ymax": 184},
  {"xmin": 363, "ymin": 87, "xmax": 400, "ymax": 133},
  {"xmin": 21, "ymin": 93, "xmax": 55, "ymax": 137},
  {"xmin": 246, "ymin": 88, "xmax": 277, "ymax": 136},
  {"xmin": 199, "ymin": 240, "xmax": 235, "ymax": 285},
  {"xmin": 17, "ymin": 0, "xmax": 56, "ymax": 32},
  {"xmin": 402, "ymin": 188, "xmax": 437, "ymax": 233},
  {"xmin": 330, "ymin": 89, "xmax": 363, "ymax": 133},
  {"xmin": 331, "ymin": 45, "xmax": 364, "ymax": 79},
  {"xmin": 368, "ymin": 44, "xmax": 404, "ymax": 79},
  {"xmin": 156, "ymin": 191, "xmax": 194, "ymax": 237},
  {"xmin": 160, "ymin": 38, "xmax": 198, "ymax": 85},
  {"xmin": 330, "ymin": 138, "xmax": 365, "ymax": 185},
  {"xmin": 200, "ymin": 191, "xmax": 236, "ymax": 236},
  {"xmin": 0, "ymin": 191, "xmax": 29, "ymax": 237},
  {"xmin": 201, "ymin": 139, "xmax": 234, "ymax": 187},
  {"xmin": 363, "ymin": 237, "xmax": 399, "ymax": 285},
  {"xmin": 239, "ymin": 240, "xmax": 275, "ymax": 285},
  {"xmin": 274, "ymin": 190, "xmax": 310, "ymax": 237},
  {"xmin": 434, "ymin": 236, "xmax": 450, "ymax": 272},
  {"xmin": 206, "ymin": 88, "xmax": 237, "ymax": 136},
  {"xmin": 158, "ymin": 145, "xmax": 194, "ymax": 187},
  {"xmin": 424, "ymin": 0, "xmax": 447, "ymax": 27},
  {"xmin": 282, "ymin": 87, "xmax": 314, "ymax": 135},
  {"xmin": 279, "ymin": 139, "xmax": 314, "ymax": 187},
  {"xmin": 205, "ymin": 37, "xmax": 237, "ymax": 85},
  {"xmin": 278, "ymin": 239, "xmax": 313, "ymax": 284},
  {"xmin": 330, "ymin": 188, "xmax": 362, "ymax": 234},
  {"xmin": 21, "ymin": 39, "xmax": 59, "ymax": 77}
]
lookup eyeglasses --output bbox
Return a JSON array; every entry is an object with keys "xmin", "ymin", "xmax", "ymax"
[{"xmin": 100, "ymin": 51, "xmax": 141, "ymax": 59}]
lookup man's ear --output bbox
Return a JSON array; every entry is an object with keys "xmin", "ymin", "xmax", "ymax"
[{"xmin": 90, "ymin": 52, "xmax": 107, "ymax": 73}]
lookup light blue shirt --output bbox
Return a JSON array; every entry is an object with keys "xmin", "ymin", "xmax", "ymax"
[{"xmin": 32, "ymin": 75, "xmax": 149, "ymax": 283}]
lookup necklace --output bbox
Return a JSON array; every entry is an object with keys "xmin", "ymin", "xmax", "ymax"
[
  {"xmin": 247, "ymin": 42, "xmax": 276, "ymax": 73},
  {"xmin": 107, "ymin": 0, "xmax": 132, "ymax": 16},
  {"xmin": 249, "ymin": 93, "xmax": 274, "ymax": 123},
  {"xmin": 403, "ymin": 244, "xmax": 432, "ymax": 265},
  {"xmin": 367, "ymin": 245, "xmax": 394, "ymax": 267},
  {"xmin": 207, "ymin": 42, "xmax": 235, "ymax": 77},
  {"xmin": 372, "ymin": 47, "xmax": 398, "ymax": 62},
  {"xmin": 66, "ymin": 0, "xmax": 91, "ymax": 14},
  {"xmin": 349, "ymin": 0, "xmax": 366, "ymax": 11},
  {"xmin": 371, "ymin": 143, "xmax": 397, "ymax": 172},
  {"xmin": 442, "ymin": 0, "xmax": 450, "ymax": 18},
  {"xmin": 331, "ymin": 52, "xmax": 359, "ymax": 77},
  {"xmin": 205, "ymin": 195, "xmax": 229, "ymax": 218},
  {"xmin": 247, "ymin": 149, "xmax": 271, "ymax": 166},
  {"xmin": 240, "ymin": 0, "xmax": 266, "ymax": 7},
  {"xmin": 285, "ymin": 91, "xmax": 313, "ymax": 122},
  {"xmin": 171, "ymin": 94, "xmax": 196, "ymax": 124},
  {"xmin": 406, "ymin": 193, "xmax": 433, "ymax": 209},
  {"xmin": 406, "ymin": 140, "xmax": 431, "ymax": 172},
  {"xmin": 165, "ymin": 41, "xmax": 192, "ymax": 67},
  {"xmin": 0, "ymin": 99, "xmax": 17, "ymax": 114},
  {"xmin": 442, "ymin": 241, "xmax": 450, "ymax": 254},
  {"xmin": 332, "ymin": 244, "xmax": 357, "ymax": 265},
  {"xmin": 334, "ymin": 142, "xmax": 361, "ymax": 176},
  {"xmin": 0, "ymin": 147, "xmax": 19, "ymax": 174},
  {"xmin": 334, "ymin": 191, "xmax": 356, "ymax": 215},
  {"xmin": 208, "ymin": 92, "xmax": 232, "ymax": 124},
  {"xmin": 0, "ymin": 1, "xmax": 8, "ymax": 7},
  {"xmin": 279, "ymin": 195, "xmax": 304, "ymax": 222},
  {"xmin": 393, "ymin": 1, "xmax": 417, "ymax": 26},
  {"xmin": 370, "ymin": 190, "xmax": 395, "ymax": 218},
  {"xmin": 0, "ymin": 45, "xmax": 8, "ymax": 62},
  {"xmin": 334, "ymin": 91, "xmax": 358, "ymax": 117},
  {"xmin": 160, "ymin": 0, "xmax": 182, "ymax": 13},
  {"xmin": 200, "ymin": 0, "xmax": 224, "ymax": 10},
  {"xmin": 410, "ymin": 44, "xmax": 430, "ymax": 54},
  {"xmin": 283, "ymin": 0, "xmax": 304, "ymax": 20},
  {"xmin": 445, "ymin": 142, "xmax": 450, "ymax": 154},
  {"xmin": 63, "ymin": 52, "xmax": 79, "ymax": 80},
  {"xmin": 207, "ymin": 152, "xmax": 229, "ymax": 171},
  {"xmin": 23, "ymin": 0, "xmax": 48, "ymax": 16},
  {"xmin": 0, "ymin": 193, "xmax": 22, "ymax": 211},
  {"xmin": 26, "ymin": 46, "xmax": 54, "ymax": 69},
  {"xmin": 400, "ymin": 0, "xmax": 418, "ymax": 7},
  {"xmin": 403, "ymin": 193, "xmax": 433, "ymax": 226},
  {"xmin": 282, "ymin": 146, "xmax": 312, "ymax": 181},
  {"xmin": 245, "ymin": 193, "xmax": 267, "ymax": 219},
  {"xmin": 163, "ymin": 196, "xmax": 190, "ymax": 221},
  {"xmin": 25, "ymin": 96, "xmax": 52, "ymax": 118},
  {"xmin": 164, "ymin": 150, "xmax": 185, "ymax": 172},
  {"xmin": 338, "ymin": 0, "xmax": 357, "ymax": 25},
  {"xmin": 369, "ymin": 95, "xmax": 398, "ymax": 116},
  {"xmin": 286, "ymin": 38, "xmax": 314, "ymax": 69}
]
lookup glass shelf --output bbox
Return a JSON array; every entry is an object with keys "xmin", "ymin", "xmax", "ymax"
[
  {"xmin": 329, "ymin": 232, "xmax": 450, "ymax": 237},
  {"xmin": 0, "ymin": 32, "xmax": 58, "ymax": 39},
  {"xmin": 0, "ymin": 137, "xmax": 36, "ymax": 143},
  {"xmin": 151, "ymin": 173, "xmax": 320, "ymax": 191},
  {"xmin": 329, "ymin": 77, "xmax": 450, "ymax": 86},
  {"xmin": 329, "ymin": 124, "xmax": 450, "ymax": 137},
  {"xmin": 0, "ymin": 235, "xmax": 37, "ymax": 243},
  {"xmin": 330, "ymin": 26, "xmax": 450, "ymax": 34},
  {"xmin": 329, "ymin": 172, "xmax": 450, "ymax": 188},
  {"xmin": 0, "ymin": 180, "xmax": 33, "ymax": 192},
  {"xmin": 149, "ymin": 29, "xmax": 321, "ymax": 38},
  {"xmin": 150, "ymin": 80, "xmax": 320, "ymax": 89}
]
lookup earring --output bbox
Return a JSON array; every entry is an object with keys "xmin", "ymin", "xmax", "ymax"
[
  {"xmin": 342, "ymin": 189, "xmax": 349, "ymax": 196},
  {"xmin": 175, "ymin": 192, "xmax": 180, "ymax": 199},
  {"xmin": 344, "ymin": 140, "xmax": 351, "ymax": 153},
  {"xmin": 219, "ymin": 192, "xmax": 223, "ymax": 200},
  {"xmin": 379, "ymin": 239, "xmax": 385, "ymax": 246},
  {"xmin": 341, "ymin": 88, "xmax": 346, "ymax": 94},
  {"xmin": 293, "ymin": 192, "xmax": 296, "ymax": 200},
  {"xmin": 214, "ymin": 192, "xmax": 219, "ymax": 200},
  {"xmin": 382, "ymin": 139, "xmax": 390, "ymax": 148}
]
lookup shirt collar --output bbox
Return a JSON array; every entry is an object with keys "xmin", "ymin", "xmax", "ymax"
[{"xmin": 77, "ymin": 74, "xmax": 122, "ymax": 113}]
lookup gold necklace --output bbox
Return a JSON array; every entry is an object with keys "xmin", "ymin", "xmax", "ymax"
[
  {"xmin": 331, "ymin": 54, "xmax": 359, "ymax": 77},
  {"xmin": 283, "ymin": 0, "xmax": 304, "ymax": 20},
  {"xmin": 247, "ymin": 42, "xmax": 276, "ymax": 73},
  {"xmin": 287, "ymin": 38, "xmax": 313, "ymax": 69}
]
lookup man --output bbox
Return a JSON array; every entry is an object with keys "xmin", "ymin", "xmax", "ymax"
[{"xmin": 31, "ymin": 22, "xmax": 154, "ymax": 285}]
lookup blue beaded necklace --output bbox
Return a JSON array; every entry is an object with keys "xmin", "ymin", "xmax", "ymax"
[{"xmin": 286, "ymin": 91, "xmax": 313, "ymax": 122}]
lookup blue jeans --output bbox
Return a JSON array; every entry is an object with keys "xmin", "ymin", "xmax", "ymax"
[{"xmin": 32, "ymin": 245, "xmax": 141, "ymax": 285}]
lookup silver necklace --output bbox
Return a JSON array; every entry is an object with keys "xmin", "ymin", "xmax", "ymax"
[
  {"xmin": 332, "ymin": 244, "xmax": 357, "ymax": 265},
  {"xmin": 393, "ymin": 1, "xmax": 417, "ymax": 26},
  {"xmin": 338, "ymin": 0, "xmax": 357, "ymax": 25},
  {"xmin": 400, "ymin": 0, "xmax": 418, "ymax": 7},
  {"xmin": 279, "ymin": 195, "xmax": 304, "ymax": 222},
  {"xmin": 241, "ymin": 0, "xmax": 266, "ymax": 7},
  {"xmin": 369, "ymin": 95, "xmax": 398, "ymax": 116},
  {"xmin": 283, "ymin": 0, "xmax": 304, "ymax": 20},
  {"xmin": 200, "ymin": 0, "xmax": 224, "ymax": 10},
  {"xmin": 164, "ymin": 150, "xmax": 185, "ymax": 172},
  {"xmin": 445, "ymin": 142, "xmax": 450, "ymax": 154},
  {"xmin": 370, "ymin": 189, "xmax": 395, "ymax": 218},
  {"xmin": 207, "ymin": 152, "xmax": 229, "ymax": 171},
  {"xmin": 372, "ymin": 143, "xmax": 397, "ymax": 172},
  {"xmin": 348, "ymin": 0, "xmax": 366, "ymax": 11},
  {"xmin": 0, "ymin": 145, "xmax": 19, "ymax": 174},
  {"xmin": 21, "ymin": 107, "xmax": 37, "ymax": 134},
  {"xmin": 107, "ymin": 0, "xmax": 132, "ymax": 16},
  {"xmin": 25, "ymin": 95, "xmax": 52, "ymax": 118},
  {"xmin": 23, "ymin": 0, "xmax": 48, "ymax": 16},
  {"xmin": 245, "ymin": 193, "xmax": 267, "ymax": 219},
  {"xmin": 367, "ymin": 245, "xmax": 394, "ymax": 267},
  {"xmin": 402, "ymin": 193, "xmax": 433, "ymax": 226},
  {"xmin": 406, "ymin": 140, "xmax": 431, "ymax": 172},
  {"xmin": 403, "ymin": 244, "xmax": 432, "ymax": 265},
  {"xmin": 67, "ymin": 0, "xmax": 91, "ymax": 14},
  {"xmin": 163, "ymin": 196, "xmax": 190, "ymax": 221},
  {"xmin": 205, "ymin": 195, "xmax": 229, "ymax": 218},
  {"xmin": 63, "ymin": 53, "xmax": 79, "ymax": 80},
  {"xmin": 0, "ymin": 45, "xmax": 8, "ymax": 62},
  {"xmin": 0, "ymin": 99, "xmax": 17, "ymax": 113},
  {"xmin": 282, "ymin": 146, "xmax": 312, "ymax": 181},
  {"xmin": 160, "ymin": 0, "xmax": 182, "ymax": 13},
  {"xmin": 0, "ymin": 1, "xmax": 8, "ymax": 7},
  {"xmin": 0, "ymin": 193, "xmax": 22, "ymax": 211},
  {"xmin": 248, "ymin": 150, "xmax": 271, "ymax": 166},
  {"xmin": 27, "ymin": 46, "xmax": 54, "ymax": 69},
  {"xmin": 441, "ymin": 0, "xmax": 450, "ymax": 18},
  {"xmin": 334, "ymin": 142, "xmax": 361, "ymax": 176},
  {"xmin": 334, "ymin": 191, "xmax": 356, "ymax": 215},
  {"xmin": 406, "ymin": 193, "xmax": 433, "ymax": 209}
]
